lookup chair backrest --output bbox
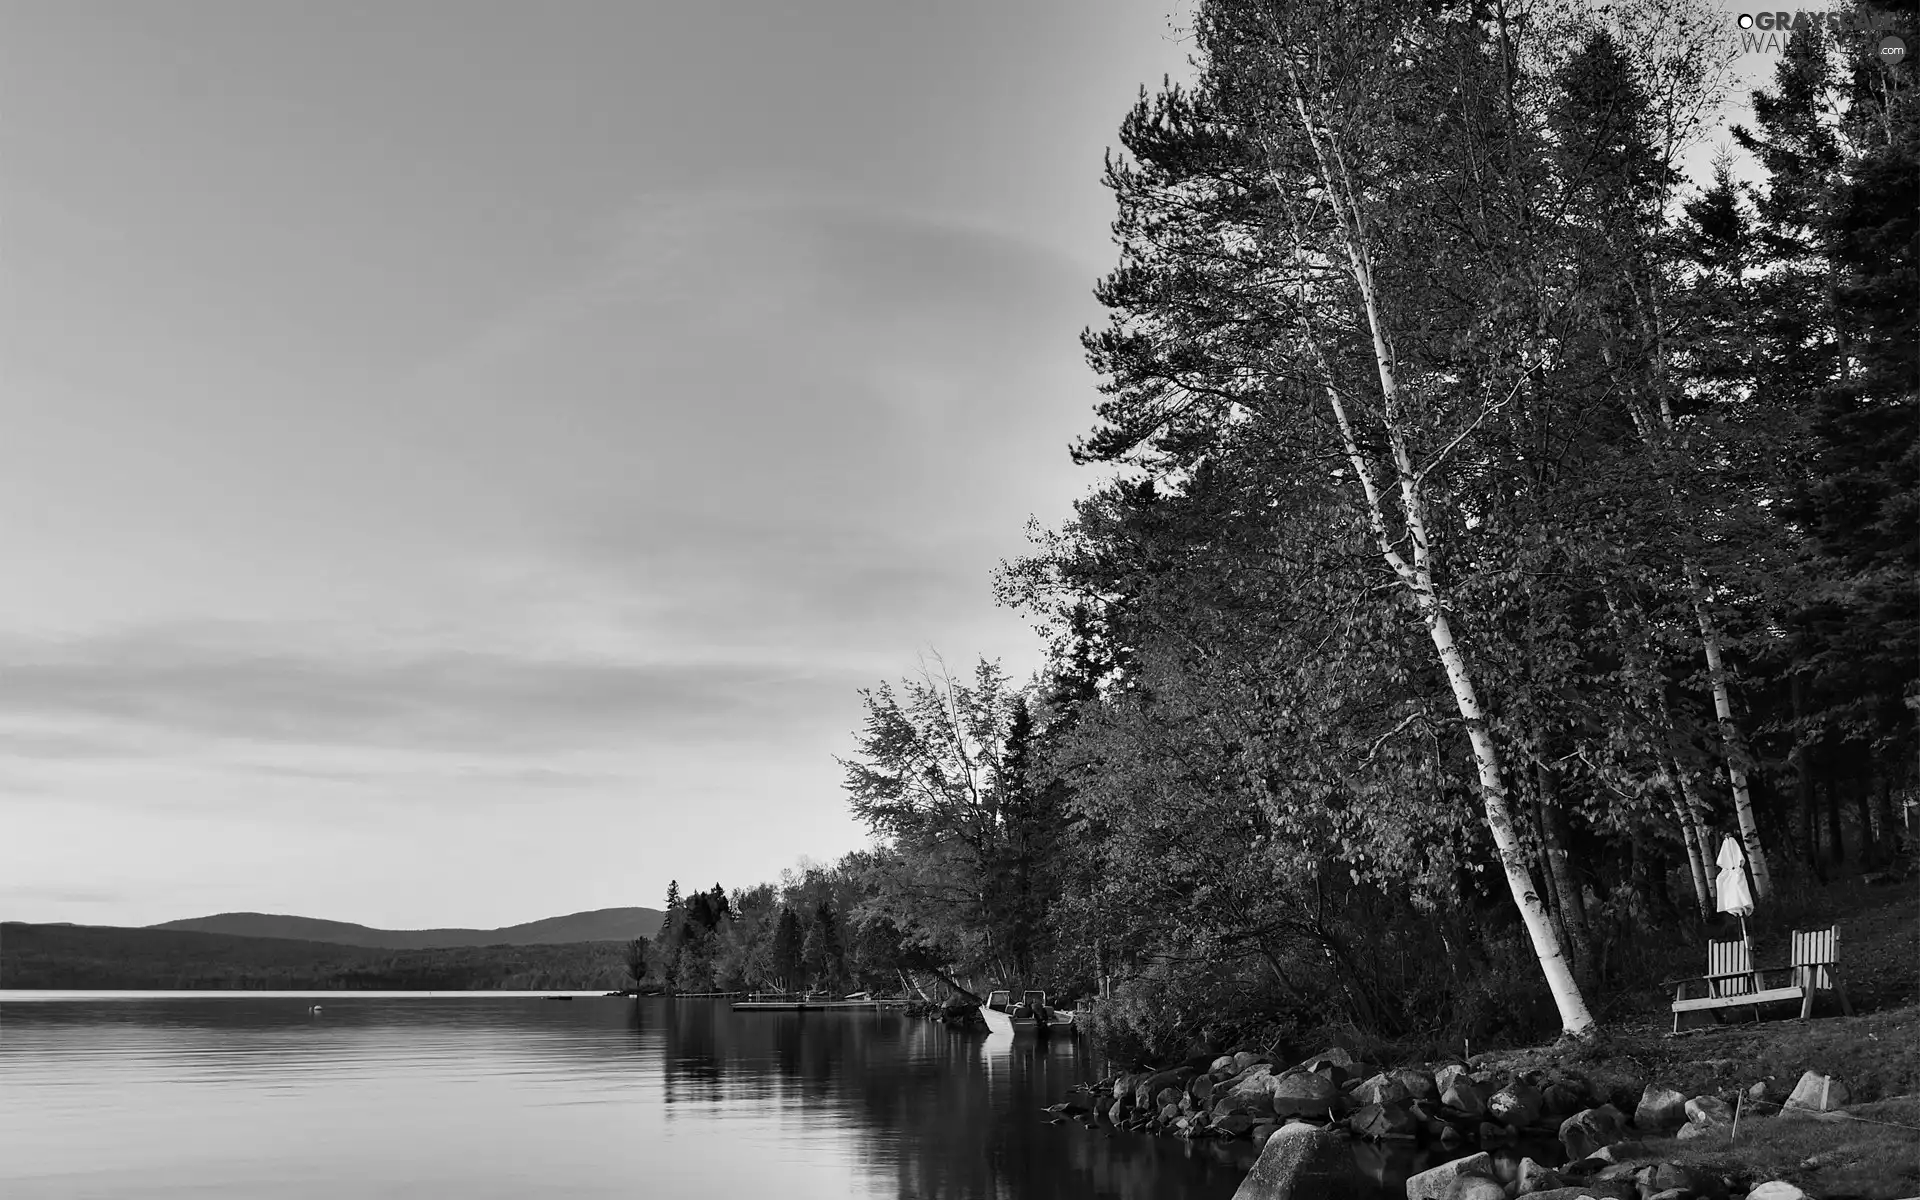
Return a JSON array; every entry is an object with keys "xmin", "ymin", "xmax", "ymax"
[
  {"xmin": 1707, "ymin": 938, "xmax": 1754, "ymax": 996},
  {"xmin": 1790, "ymin": 926, "xmax": 1839, "ymax": 989}
]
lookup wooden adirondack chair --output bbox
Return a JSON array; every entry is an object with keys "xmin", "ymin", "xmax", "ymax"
[
  {"xmin": 1775, "ymin": 926, "xmax": 1852, "ymax": 1020},
  {"xmin": 1670, "ymin": 937, "xmax": 1763, "ymax": 1031}
]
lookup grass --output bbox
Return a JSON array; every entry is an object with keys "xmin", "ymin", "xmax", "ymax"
[{"xmin": 1607, "ymin": 1100, "xmax": 1920, "ymax": 1200}]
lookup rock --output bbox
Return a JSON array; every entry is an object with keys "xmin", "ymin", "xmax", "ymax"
[
  {"xmin": 1438, "ymin": 1124, "xmax": 1464, "ymax": 1147},
  {"xmin": 1559, "ymin": 1106, "xmax": 1624, "ymax": 1159},
  {"xmin": 1782, "ymin": 1071, "xmax": 1849, "ymax": 1114},
  {"xmin": 1478, "ymin": 1120, "xmax": 1517, "ymax": 1142},
  {"xmin": 1520, "ymin": 1187, "xmax": 1635, "ymax": 1200},
  {"xmin": 1348, "ymin": 1101, "xmax": 1419, "ymax": 1140},
  {"xmin": 1216, "ymin": 1113, "xmax": 1254, "ymax": 1137},
  {"xmin": 1298, "ymin": 1046, "xmax": 1355, "ymax": 1069},
  {"xmin": 1490, "ymin": 1081, "xmax": 1545, "ymax": 1127},
  {"xmin": 1405, "ymin": 1152, "xmax": 1495, "ymax": 1200},
  {"xmin": 1674, "ymin": 1121, "xmax": 1710, "ymax": 1141},
  {"xmin": 1214, "ymin": 1091, "xmax": 1277, "ymax": 1120},
  {"xmin": 1516, "ymin": 1158, "xmax": 1564, "ymax": 1195},
  {"xmin": 1649, "ymin": 1161, "xmax": 1725, "ymax": 1200},
  {"xmin": 1747, "ymin": 1184, "xmax": 1807, "ymax": 1200},
  {"xmin": 1685, "ymin": 1096, "xmax": 1733, "ymax": 1129},
  {"xmin": 1394, "ymin": 1068, "xmax": 1440, "ymax": 1103},
  {"xmin": 1441, "ymin": 1175, "xmax": 1506, "ymax": 1200},
  {"xmin": 1230, "ymin": 1124, "xmax": 1371, "ymax": 1200},
  {"xmin": 1540, "ymin": 1082, "xmax": 1585, "ymax": 1116},
  {"xmin": 1434, "ymin": 1063, "xmax": 1472, "ymax": 1095},
  {"xmin": 1137, "ymin": 1069, "xmax": 1187, "ymax": 1109},
  {"xmin": 1250, "ymin": 1122, "xmax": 1279, "ymax": 1146},
  {"xmin": 1443, "ymin": 1080, "xmax": 1488, "ymax": 1116},
  {"xmin": 1269, "ymin": 1071, "xmax": 1343, "ymax": 1118},
  {"xmin": 1190, "ymin": 1075, "xmax": 1216, "ymax": 1105},
  {"xmin": 1745, "ymin": 1080, "xmax": 1770, "ymax": 1103},
  {"xmin": 1409, "ymin": 1098, "xmax": 1450, "ymax": 1136},
  {"xmin": 1353, "ymin": 1073, "xmax": 1414, "ymax": 1107},
  {"xmin": 1156, "ymin": 1086, "xmax": 1183, "ymax": 1109},
  {"xmin": 1646, "ymin": 1191, "xmax": 1689, "ymax": 1200},
  {"xmin": 1634, "ymin": 1084, "xmax": 1687, "ymax": 1131},
  {"xmin": 1233, "ymin": 1051, "xmax": 1263, "ymax": 1073},
  {"xmin": 1588, "ymin": 1141, "xmax": 1648, "ymax": 1164},
  {"xmin": 1211, "ymin": 1055, "xmax": 1237, "ymax": 1075}
]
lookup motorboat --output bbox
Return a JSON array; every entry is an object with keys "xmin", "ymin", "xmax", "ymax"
[{"xmin": 980, "ymin": 989, "xmax": 1075, "ymax": 1036}]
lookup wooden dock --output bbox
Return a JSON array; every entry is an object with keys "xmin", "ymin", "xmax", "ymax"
[{"xmin": 731, "ymin": 999, "xmax": 914, "ymax": 1012}]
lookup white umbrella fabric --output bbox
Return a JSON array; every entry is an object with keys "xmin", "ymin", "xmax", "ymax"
[{"xmin": 1715, "ymin": 835, "xmax": 1755, "ymax": 943}]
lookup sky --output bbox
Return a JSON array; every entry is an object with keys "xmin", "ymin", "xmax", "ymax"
[{"xmin": 0, "ymin": 1, "xmax": 1781, "ymax": 931}]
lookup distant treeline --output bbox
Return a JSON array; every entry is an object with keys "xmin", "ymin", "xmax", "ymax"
[{"xmin": 0, "ymin": 923, "xmax": 631, "ymax": 990}]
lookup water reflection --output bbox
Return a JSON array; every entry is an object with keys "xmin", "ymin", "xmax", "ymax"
[{"xmin": 1, "ymin": 996, "xmax": 1257, "ymax": 1200}]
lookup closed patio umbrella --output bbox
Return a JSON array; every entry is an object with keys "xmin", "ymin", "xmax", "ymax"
[{"xmin": 1715, "ymin": 835, "xmax": 1755, "ymax": 943}]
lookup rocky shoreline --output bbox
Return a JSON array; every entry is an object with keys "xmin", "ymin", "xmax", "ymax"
[{"xmin": 1038, "ymin": 1046, "xmax": 1860, "ymax": 1200}]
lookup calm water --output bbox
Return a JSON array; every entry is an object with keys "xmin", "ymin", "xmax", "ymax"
[{"xmin": 0, "ymin": 993, "xmax": 1263, "ymax": 1200}]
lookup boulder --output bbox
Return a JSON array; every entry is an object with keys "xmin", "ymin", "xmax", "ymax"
[
  {"xmin": 1348, "ymin": 1101, "xmax": 1419, "ymax": 1141},
  {"xmin": 1298, "ymin": 1046, "xmax": 1354, "ymax": 1068},
  {"xmin": 1353, "ymin": 1073, "xmax": 1414, "ymax": 1107},
  {"xmin": 1190, "ymin": 1075, "xmax": 1216, "ymax": 1105},
  {"xmin": 1215, "ymin": 1113, "xmax": 1255, "ymax": 1137},
  {"xmin": 1270, "ymin": 1071, "xmax": 1343, "ymax": 1118},
  {"xmin": 1230, "ymin": 1124, "xmax": 1371, "ymax": 1200},
  {"xmin": 1250, "ymin": 1122, "xmax": 1279, "ymax": 1146},
  {"xmin": 1394, "ymin": 1068, "xmax": 1440, "ymax": 1103},
  {"xmin": 1232, "ymin": 1051, "xmax": 1264, "ymax": 1073},
  {"xmin": 1214, "ymin": 1091, "xmax": 1277, "ymax": 1120},
  {"xmin": 1478, "ymin": 1121, "xmax": 1517, "ymax": 1143},
  {"xmin": 1438, "ymin": 1123, "xmax": 1464, "ymax": 1147},
  {"xmin": 1405, "ymin": 1152, "xmax": 1495, "ymax": 1200},
  {"xmin": 1646, "ymin": 1192, "xmax": 1689, "ymax": 1200},
  {"xmin": 1137, "ymin": 1069, "xmax": 1188, "ymax": 1109},
  {"xmin": 1409, "ymin": 1098, "xmax": 1449, "ymax": 1136},
  {"xmin": 1540, "ymin": 1082, "xmax": 1585, "ymax": 1116},
  {"xmin": 1633, "ymin": 1084, "xmax": 1687, "ymax": 1131},
  {"xmin": 1433, "ymin": 1063, "xmax": 1472, "ymax": 1095},
  {"xmin": 1746, "ymin": 1183, "xmax": 1807, "ymax": 1200},
  {"xmin": 1558, "ymin": 1106, "xmax": 1623, "ymax": 1160},
  {"xmin": 1684, "ymin": 1095, "xmax": 1733, "ymax": 1129},
  {"xmin": 1646, "ymin": 1160, "xmax": 1724, "ymax": 1200},
  {"xmin": 1782, "ymin": 1071, "xmax": 1850, "ymax": 1114},
  {"xmin": 1515, "ymin": 1158, "xmax": 1564, "ymax": 1196},
  {"xmin": 1674, "ymin": 1122, "xmax": 1710, "ymax": 1141},
  {"xmin": 1520, "ymin": 1186, "xmax": 1635, "ymax": 1200},
  {"xmin": 1442, "ymin": 1080, "xmax": 1488, "ymax": 1116},
  {"xmin": 1211, "ymin": 1054, "xmax": 1238, "ymax": 1075},
  {"xmin": 1156, "ymin": 1086, "xmax": 1183, "ymax": 1109},
  {"xmin": 1440, "ymin": 1175, "xmax": 1506, "ymax": 1200},
  {"xmin": 1489, "ymin": 1081, "xmax": 1545, "ymax": 1128}
]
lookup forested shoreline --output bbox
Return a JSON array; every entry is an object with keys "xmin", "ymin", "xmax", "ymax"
[{"xmin": 638, "ymin": 0, "xmax": 1915, "ymax": 1060}]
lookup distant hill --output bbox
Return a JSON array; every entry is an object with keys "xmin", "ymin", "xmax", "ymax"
[
  {"xmin": 147, "ymin": 907, "xmax": 663, "ymax": 949},
  {"xmin": 1, "ymin": 922, "xmax": 636, "ymax": 990}
]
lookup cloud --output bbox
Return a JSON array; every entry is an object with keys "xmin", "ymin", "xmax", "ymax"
[{"xmin": 0, "ymin": 624, "xmax": 866, "ymax": 755}]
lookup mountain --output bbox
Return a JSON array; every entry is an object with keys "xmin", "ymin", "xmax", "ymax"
[
  {"xmin": 147, "ymin": 907, "xmax": 663, "ymax": 949},
  {"xmin": 2, "ymin": 922, "xmax": 635, "ymax": 990}
]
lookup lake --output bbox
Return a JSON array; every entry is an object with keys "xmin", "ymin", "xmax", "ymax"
[{"xmin": 0, "ymin": 992, "xmax": 1265, "ymax": 1199}]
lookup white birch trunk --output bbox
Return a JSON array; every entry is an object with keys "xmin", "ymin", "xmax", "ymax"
[
  {"xmin": 1689, "ymin": 574, "xmax": 1774, "ymax": 900},
  {"xmin": 1668, "ymin": 769, "xmax": 1713, "ymax": 919},
  {"xmin": 1282, "ymin": 72, "xmax": 1596, "ymax": 1037}
]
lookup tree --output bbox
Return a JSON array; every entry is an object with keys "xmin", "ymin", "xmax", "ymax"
[
  {"xmin": 623, "ymin": 937, "xmax": 650, "ymax": 989},
  {"xmin": 1071, "ymin": 0, "xmax": 1600, "ymax": 1035},
  {"xmin": 770, "ymin": 907, "xmax": 805, "ymax": 992}
]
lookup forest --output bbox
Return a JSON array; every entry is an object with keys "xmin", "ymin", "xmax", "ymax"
[{"xmin": 643, "ymin": 0, "xmax": 1915, "ymax": 1057}]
